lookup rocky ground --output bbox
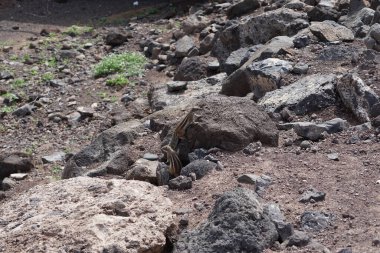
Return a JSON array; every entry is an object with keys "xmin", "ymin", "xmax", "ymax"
[{"xmin": 0, "ymin": 0, "xmax": 380, "ymax": 252}]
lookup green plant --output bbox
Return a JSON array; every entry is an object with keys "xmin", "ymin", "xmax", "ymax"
[
  {"xmin": 106, "ymin": 74, "xmax": 129, "ymax": 87},
  {"xmin": 24, "ymin": 144, "xmax": 36, "ymax": 156},
  {"xmin": 11, "ymin": 78, "xmax": 26, "ymax": 88},
  {"xmin": 42, "ymin": 72, "xmax": 54, "ymax": 82},
  {"xmin": 146, "ymin": 7, "xmax": 159, "ymax": 15},
  {"xmin": 51, "ymin": 165, "xmax": 63, "ymax": 180},
  {"xmin": 9, "ymin": 55, "xmax": 18, "ymax": 61},
  {"xmin": 30, "ymin": 69, "xmax": 38, "ymax": 76},
  {"xmin": 97, "ymin": 91, "xmax": 108, "ymax": 99},
  {"xmin": 22, "ymin": 54, "xmax": 31, "ymax": 63},
  {"xmin": 93, "ymin": 52, "xmax": 147, "ymax": 78},
  {"xmin": 110, "ymin": 96, "xmax": 118, "ymax": 103},
  {"xmin": 1, "ymin": 92, "xmax": 18, "ymax": 103},
  {"xmin": 0, "ymin": 123, "xmax": 6, "ymax": 133},
  {"xmin": 0, "ymin": 105, "xmax": 15, "ymax": 113},
  {"xmin": 64, "ymin": 25, "xmax": 94, "ymax": 36},
  {"xmin": 46, "ymin": 57, "xmax": 57, "ymax": 68}
]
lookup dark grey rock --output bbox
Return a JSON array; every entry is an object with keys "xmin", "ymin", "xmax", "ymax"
[
  {"xmin": 220, "ymin": 36, "xmax": 294, "ymax": 97},
  {"xmin": 0, "ymin": 153, "xmax": 34, "ymax": 179},
  {"xmin": 62, "ymin": 120, "xmax": 143, "ymax": 179},
  {"xmin": 174, "ymin": 57, "xmax": 208, "ymax": 81},
  {"xmin": 318, "ymin": 45, "xmax": 358, "ymax": 61},
  {"xmin": 169, "ymin": 176, "xmax": 193, "ymax": 190},
  {"xmin": 185, "ymin": 96, "xmax": 279, "ymax": 150},
  {"xmin": 292, "ymin": 63, "xmax": 309, "ymax": 74},
  {"xmin": 337, "ymin": 73, "xmax": 380, "ymax": 122},
  {"xmin": 12, "ymin": 104, "xmax": 35, "ymax": 117},
  {"xmin": 105, "ymin": 148, "xmax": 133, "ymax": 175},
  {"xmin": 222, "ymin": 47, "xmax": 250, "ymax": 75},
  {"xmin": 1, "ymin": 177, "xmax": 16, "ymax": 191},
  {"xmin": 199, "ymin": 33, "xmax": 216, "ymax": 55},
  {"xmin": 175, "ymin": 36, "xmax": 196, "ymax": 57},
  {"xmin": 104, "ymin": 32, "xmax": 128, "ymax": 46},
  {"xmin": 0, "ymin": 71, "xmax": 14, "ymax": 80},
  {"xmin": 238, "ymin": 174, "xmax": 272, "ymax": 194},
  {"xmin": 166, "ymin": 81, "xmax": 188, "ymax": 92},
  {"xmin": 258, "ymin": 74, "xmax": 337, "ymax": 115},
  {"xmin": 243, "ymin": 141, "xmax": 262, "ymax": 155},
  {"xmin": 341, "ymin": 8, "xmax": 375, "ymax": 37},
  {"xmin": 264, "ymin": 203, "xmax": 285, "ymax": 224},
  {"xmin": 308, "ymin": 5, "xmax": 341, "ymax": 22},
  {"xmin": 156, "ymin": 163, "xmax": 170, "ymax": 186},
  {"xmin": 287, "ymin": 230, "xmax": 310, "ymax": 247},
  {"xmin": 364, "ymin": 23, "xmax": 380, "ymax": 51},
  {"xmin": 77, "ymin": 106, "xmax": 94, "ymax": 119},
  {"xmin": 188, "ymin": 149, "xmax": 208, "ymax": 162},
  {"xmin": 301, "ymin": 211, "xmax": 333, "ymax": 232},
  {"xmin": 181, "ymin": 15, "xmax": 210, "ymax": 35},
  {"xmin": 276, "ymin": 222, "xmax": 294, "ymax": 242},
  {"xmin": 180, "ymin": 160, "xmax": 216, "ymax": 180},
  {"xmin": 226, "ymin": 0, "xmax": 260, "ymax": 19},
  {"xmin": 49, "ymin": 79, "xmax": 65, "ymax": 87},
  {"xmin": 174, "ymin": 188, "xmax": 278, "ymax": 253},
  {"xmin": 300, "ymin": 188, "xmax": 326, "ymax": 203},
  {"xmin": 213, "ymin": 9, "xmax": 308, "ymax": 63},
  {"xmin": 337, "ymin": 248, "xmax": 352, "ymax": 253},
  {"xmin": 300, "ymin": 140, "xmax": 312, "ymax": 149},
  {"xmin": 58, "ymin": 50, "xmax": 78, "ymax": 59},
  {"xmin": 66, "ymin": 111, "xmax": 81, "ymax": 125},
  {"xmin": 293, "ymin": 34, "xmax": 311, "ymax": 48},
  {"xmin": 247, "ymin": 58, "xmax": 293, "ymax": 100},
  {"xmin": 292, "ymin": 118, "xmax": 348, "ymax": 141}
]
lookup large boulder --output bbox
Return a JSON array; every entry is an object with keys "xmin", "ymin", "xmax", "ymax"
[
  {"xmin": 222, "ymin": 58, "xmax": 293, "ymax": 100},
  {"xmin": 280, "ymin": 118, "xmax": 349, "ymax": 140},
  {"xmin": 62, "ymin": 120, "xmax": 144, "ymax": 179},
  {"xmin": 0, "ymin": 152, "xmax": 33, "ymax": 179},
  {"xmin": 221, "ymin": 47, "xmax": 255, "ymax": 75},
  {"xmin": 309, "ymin": 21, "xmax": 355, "ymax": 42},
  {"xmin": 226, "ymin": 0, "xmax": 261, "ymax": 19},
  {"xmin": 174, "ymin": 188, "xmax": 278, "ymax": 253},
  {"xmin": 220, "ymin": 36, "xmax": 294, "ymax": 97},
  {"xmin": 0, "ymin": 177, "xmax": 174, "ymax": 252},
  {"xmin": 174, "ymin": 56, "xmax": 208, "ymax": 81},
  {"xmin": 185, "ymin": 96, "xmax": 279, "ymax": 151},
  {"xmin": 182, "ymin": 14, "xmax": 211, "ymax": 35},
  {"xmin": 258, "ymin": 74, "xmax": 337, "ymax": 115},
  {"xmin": 212, "ymin": 9, "xmax": 308, "ymax": 62},
  {"xmin": 364, "ymin": 23, "xmax": 380, "ymax": 51},
  {"xmin": 340, "ymin": 8, "xmax": 375, "ymax": 37},
  {"xmin": 149, "ymin": 73, "xmax": 227, "ymax": 112},
  {"xmin": 246, "ymin": 58, "xmax": 293, "ymax": 100},
  {"xmin": 337, "ymin": 73, "xmax": 380, "ymax": 122},
  {"xmin": 175, "ymin": 35, "xmax": 196, "ymax": 57}
]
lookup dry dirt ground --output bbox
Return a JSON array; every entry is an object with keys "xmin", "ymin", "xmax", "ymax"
[{"xmin": 0, "ymin": 1, "xmax": 380, "ymax": 253}]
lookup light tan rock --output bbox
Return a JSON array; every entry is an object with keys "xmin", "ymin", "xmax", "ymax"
[{"xmin": 0, "ymin": 177, "xmax": 174, "ymax": 253}]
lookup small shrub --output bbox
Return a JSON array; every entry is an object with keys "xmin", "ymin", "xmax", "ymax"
[
  {"xmin": 93, "ymin": 52, "xmax": 146, "ymax": 78},
  {"xmin": 106, "ymin": 74, "xmax": 129, "ymax": 87},
  {"xmin": 0, "ymin": 105, "xmax": 15, "ymax": 113},
  {"xmin": 1, "ymin": 92, "xmax": 18, "ymax": 103},
  {"xmin": 64, "ymin": 25, "xmax": 93, "ymax": 36},
  {"xmin": 42, "ymin": 72, "xmax": 54, "ymax": 82},
  {"xmin": 11, "ymin": 79, "xmax": 26, "ymax": 88}
]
